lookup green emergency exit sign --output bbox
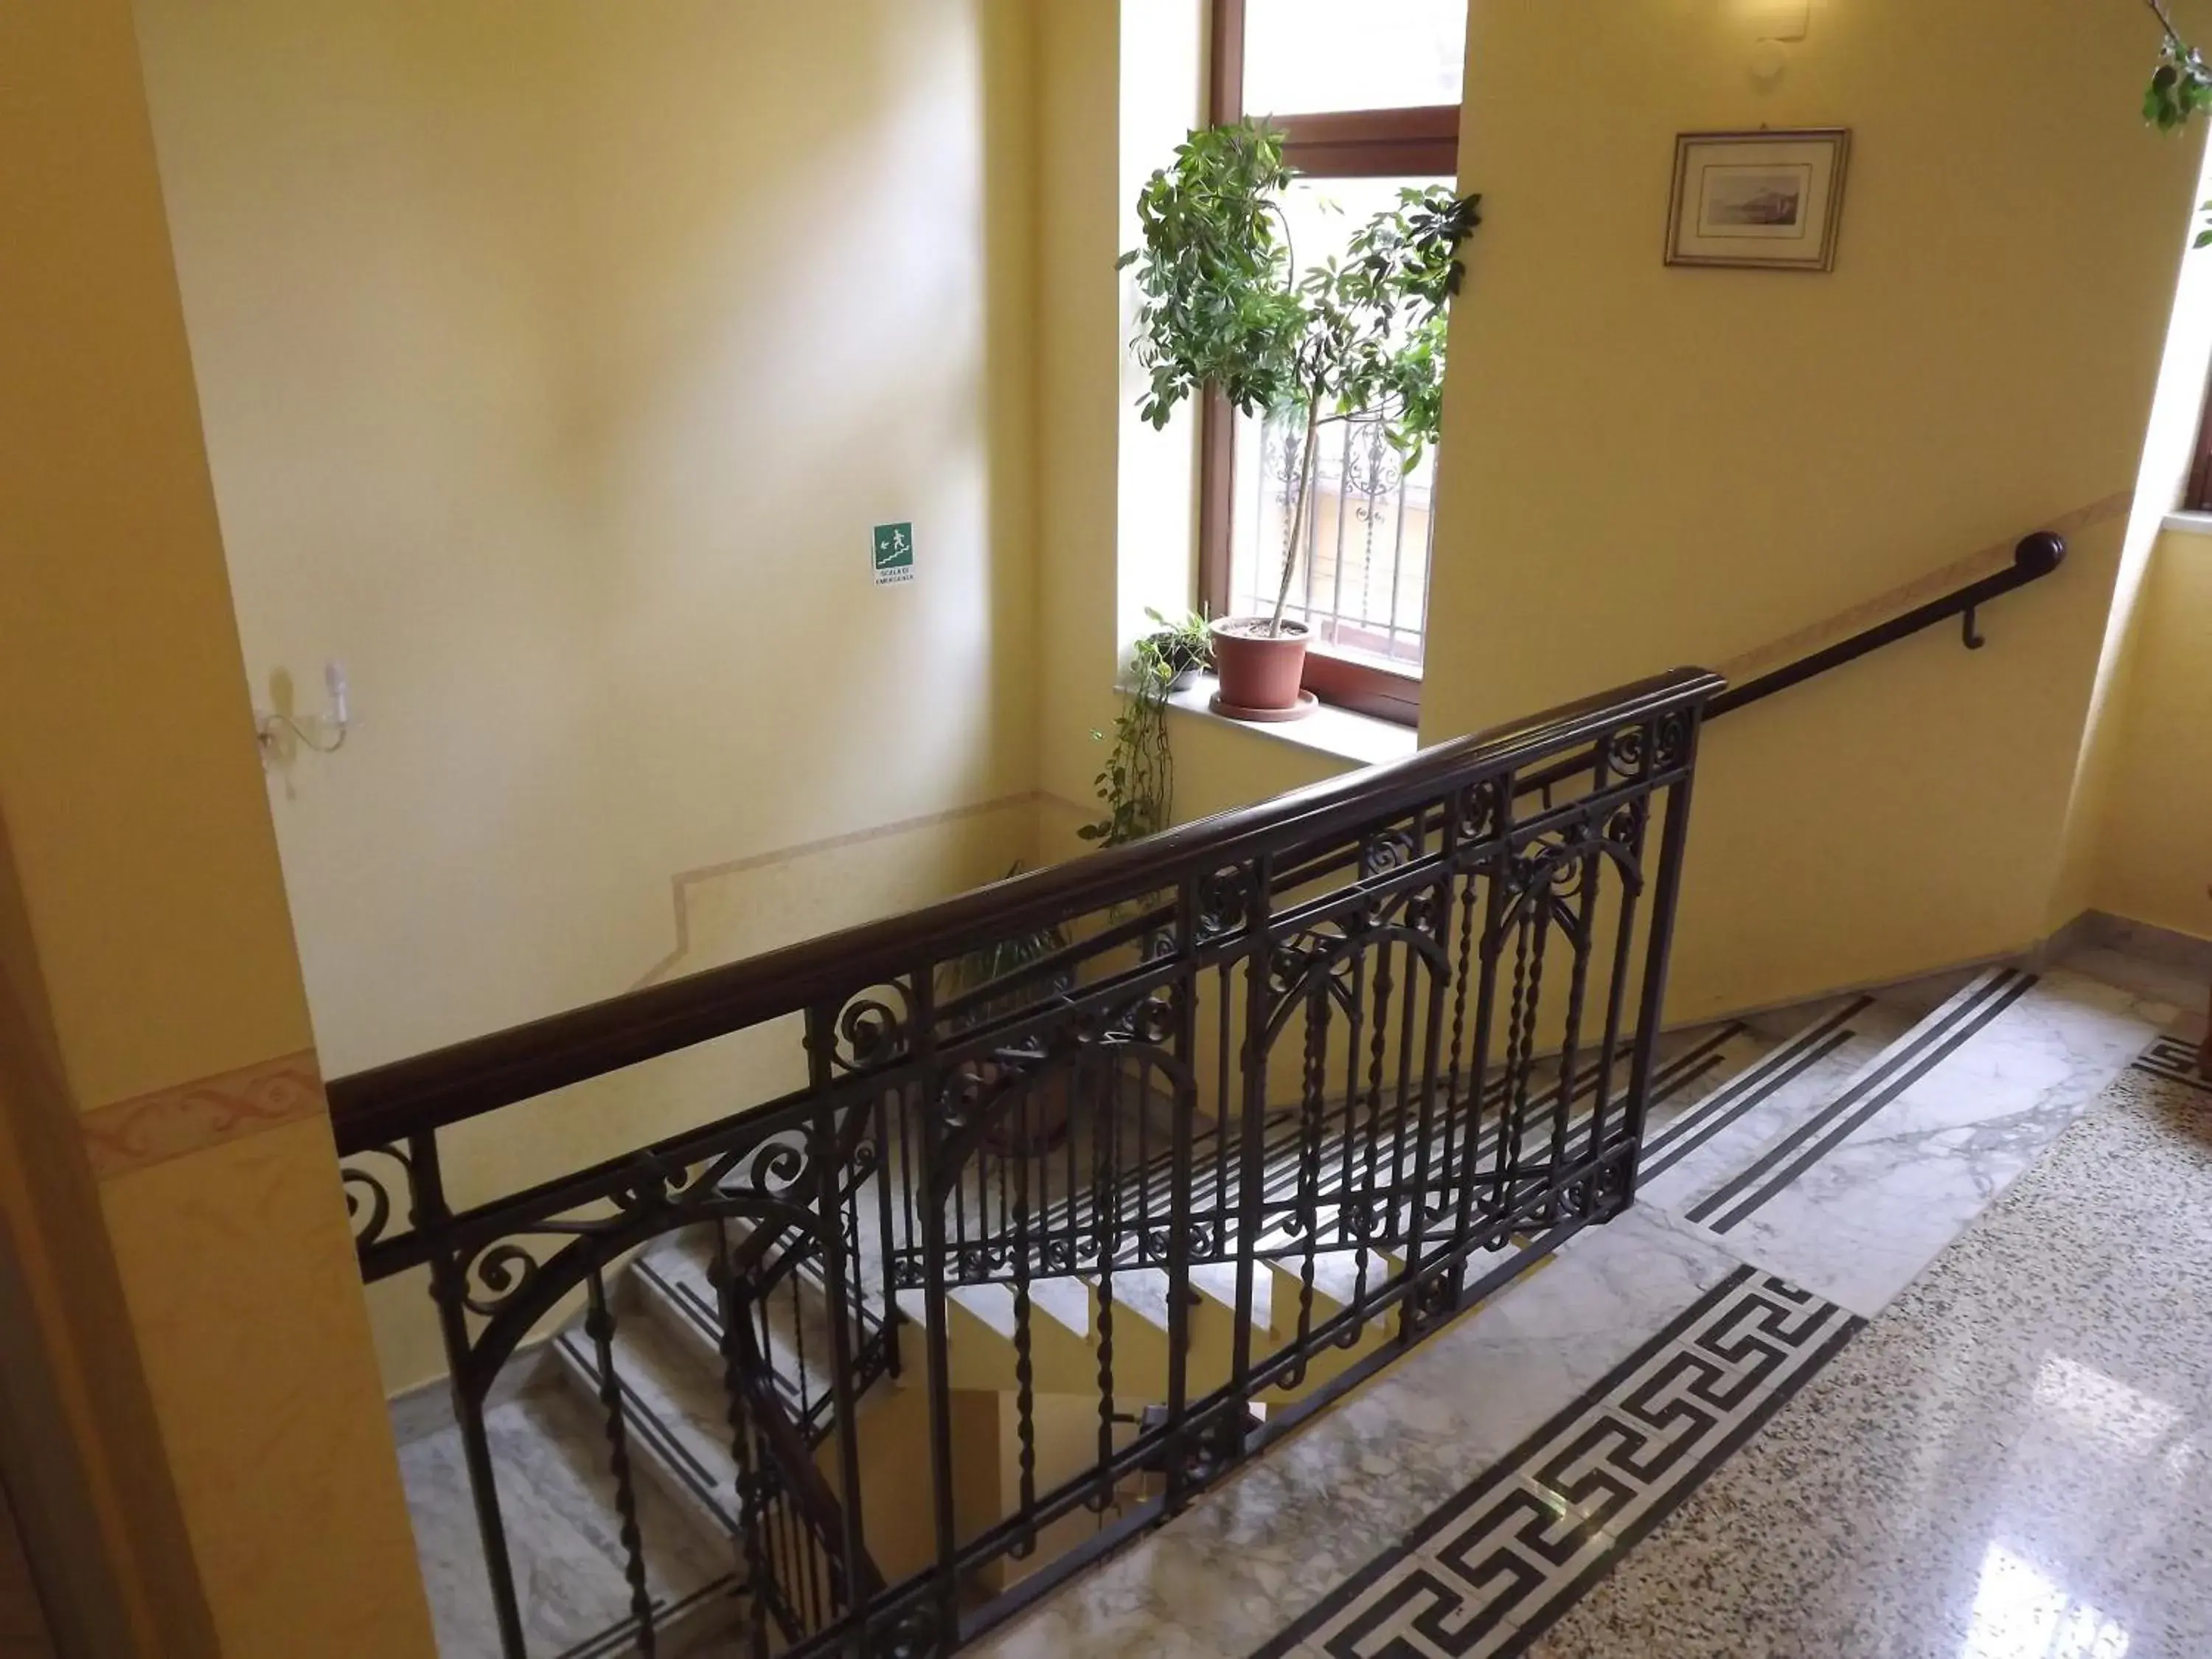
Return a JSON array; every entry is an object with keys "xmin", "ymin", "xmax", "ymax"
[{"xmin": 872, "ymin": 522, "xmax": 914, "ymax": 585}]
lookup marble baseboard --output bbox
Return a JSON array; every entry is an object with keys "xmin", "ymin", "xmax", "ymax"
[{"xmin": 2049, "ymin": 912, "xmax": 2211, "ymax": 1031}]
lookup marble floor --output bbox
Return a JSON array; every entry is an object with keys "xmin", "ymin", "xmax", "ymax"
[
  {"xmin": 1523, "ymin": 1060, "xmax": 2212, "ymax": 1659},
  {"xmin": 972, "ymin": 944, "xmax": 2203, "ymax": 1659}
]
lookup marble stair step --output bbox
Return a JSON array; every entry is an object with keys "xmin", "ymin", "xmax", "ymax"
[
  {"xmin": 1259, "ymin": 1233, "xmax": 1403, "ymax": 1321},
  {"xmin": 922, "ymin": 1020, "xmax": 1779, "ymax": 1303},
  {"xmin": 1031, "ymin": 1020, "xmax": 1763, "ymax": 1245},
  {"xmin": 397, "ymin": 1381, "xmax": 742, "ymax": 1659},
  {"xmin": 634, "ymin": 1224, "xmax": 866, "ymax": 1425},
  {"xmin": 1246, "ymin": 1018, "xmax": 1781, "ymax": 1237},
  {"xmin": 923, "ymin": 1277, "xmax": 1099, "ymax": 1394},
  {"xmin": 1666, "ymin": 964, "xmax": 2165, "ymax": 1316},
  {"xmin": 1187, "ymin": 1259, "xmax": 1269, "ymax": 1335},
  {"xmin": 1635, "ymin": 995, "xmax": 1915, "ymax": 1216},
  {"xmin": 552, "ymin": 1298, "xmax": 747, "ymax": 1542},
  {"xmin": 1073, "ymin": 1266, "xmax": 1210, "ymax": 1399}
]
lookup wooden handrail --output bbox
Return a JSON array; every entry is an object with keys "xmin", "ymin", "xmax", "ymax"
[
  {"xmin": 327, "ymin": 515, "xmax": 2082, "ymax": 1152},
  {"xmin": 327, "ymin": 667, "xmax": 1719, "ymax": 1154},
  {"xmin": 1705, "ymin": 532, "xmax": 2065, "ymax": 718},
  {"xmin": 1503, "ymin": 523, "xmax": 2074, "ymax": 807}
]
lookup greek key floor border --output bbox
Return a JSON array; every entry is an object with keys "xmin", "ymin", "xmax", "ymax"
[
  {"xmin": 2135, "ymin": 1034, "xmax": 2212, "ymax": 1097},
  {"xmin": 1251, "ymin": 1264, "xmax": 1863, "ymax": 1659}
]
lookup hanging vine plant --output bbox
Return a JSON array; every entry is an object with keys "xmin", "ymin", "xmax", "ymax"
[{"xmin": 1079, "ymin": 624, "xmax": 1191, "ymax": 849}]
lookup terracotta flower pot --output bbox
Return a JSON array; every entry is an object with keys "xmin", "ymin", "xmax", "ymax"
[{"xmin": 1209, "ymin": 617, "xmax": 1310, "ymax": 715}]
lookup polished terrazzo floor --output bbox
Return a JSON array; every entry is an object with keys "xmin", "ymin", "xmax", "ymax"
[
  {"xmin": 974, "ymin": 949, "xmax": 2205, "ymax": 1659},
  {"xmin": 1520, "ymin": 1062, "xmax": 2212, "ymax": 1659}
]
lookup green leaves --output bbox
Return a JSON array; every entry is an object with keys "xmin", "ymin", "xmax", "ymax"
[
  {"xmin": 2135, "ymin": 1, "xmax": 2212, "ymax": 246},
  {"xmin": 1325, "ymin": 187, "xmax": 1484, "ymax": 468},
  {"xmin": 1119, "ymin": 119, "xmax": 1482, "ymax": 634},
  {"xmin": 2146, "ymin": 41, "xmax": 2212, "ymax": 131},
  {"xmin": 1117, "ymin": 122, "xmax": 1481, "ymax": 447},
  {"xmin": 1080, "ymin": 637, "xmax": 1179, "ymax": 847},
  {"xmin": 1121, "ymin": 122, "xmax": 1307, "ymax": 428},
  {"xmin": 1141, "ymin": 606, "xmax": 1214, "ymax": 677}
]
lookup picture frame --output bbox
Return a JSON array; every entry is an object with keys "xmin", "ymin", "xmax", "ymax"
[{"xmin": 1665, "ymin": 128, "xmax": 1851, "ymax": 272}]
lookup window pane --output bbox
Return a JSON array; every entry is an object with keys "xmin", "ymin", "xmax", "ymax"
[
  {"xmin": 1242, "ymin": 0, "xmax": 1465, "ymax": 117},
  {"xmin": 1226, "ymin": 175, "xmax": 1445, "ymax": 674}
]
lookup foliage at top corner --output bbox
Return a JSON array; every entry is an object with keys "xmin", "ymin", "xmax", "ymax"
[
  {"xmin": 2141, "ymin": 0, "xmax": 2212, "ymax": 244},
  {"xmin": 1116, "ymin": 121, "xmax": 1481, "ymax": 468},
  {"xmin": 2146, "ymin": 0, "xmax": 2212, "ymax": 127}
]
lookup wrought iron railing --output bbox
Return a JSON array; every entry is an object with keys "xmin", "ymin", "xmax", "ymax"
[
  {"xmin": 334, "ymin": 667, "xmax": 1719, "ymax": 1658},
  {"xmin": 332, "ymin": 518, "xmax": 2076, "ymax": 1659}
]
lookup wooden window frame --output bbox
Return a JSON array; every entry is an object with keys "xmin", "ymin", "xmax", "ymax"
[
  {"xmin": 2185, "ymin": 377, "xmax": 2212, "ymax": 512},
  {"xmin": 1199, "ymin": 0, "xmax": 1461, "ymax": 727}
]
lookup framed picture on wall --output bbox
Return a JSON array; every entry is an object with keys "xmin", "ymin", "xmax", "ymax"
[{"xmin": 1665, "ymin": 128, "xmax": 1851, "ymax": 271}]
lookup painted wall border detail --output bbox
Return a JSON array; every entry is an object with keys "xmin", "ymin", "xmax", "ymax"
[{"xmin": 80, "ymin": 1051, "xmax": 325, "ymax": 1180}]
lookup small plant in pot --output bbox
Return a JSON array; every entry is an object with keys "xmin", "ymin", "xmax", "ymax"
[
  {"xmin": 1120, "ymin": 122, "xmax": 1480, "ymax": 718},
  {"xmin": 1138, "ymin": 605, "xmax": 1213, "ymax": 692}
]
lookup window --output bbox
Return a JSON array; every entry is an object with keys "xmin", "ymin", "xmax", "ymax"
[
  {"xmin": 2185, "ymin": 380, "xmax": 2212, "ymax": 512},
  {"xmin": 1202, "ymin": 0, "xmax": 1467, "ymax": 723}
]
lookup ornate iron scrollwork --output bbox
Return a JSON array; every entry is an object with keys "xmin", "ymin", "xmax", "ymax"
[
  {"xmin": 459, "ymin": 1242, "xmax": 542, "ymax": 1318},
  {"xmin": 341, "ymin": 1145, "xmax": 412, "ymax": 1251},
  {"xmin": 338, "ymin": 664, "xmax": 1719, "ymax": 1659},
  {"xmin": 1197, "ymin": 864, "xmax": 1253, "ymax": 941},
  {"xmin": 1358, "ymin": 826, "xmax": 1419, "ymax": 880},
  {"xmin": 821, "ymin": 981, "xmax": 917, "ymax": 1076}
]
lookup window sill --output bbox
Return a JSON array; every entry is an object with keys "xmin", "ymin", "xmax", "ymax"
[
  {"xmin": 2161, "ymin": 509, "xmax": 2212, "ymax": 538},
  {"xmin": 1162, "ymin": 674, "xmax": 1419, "ymax": 768}
]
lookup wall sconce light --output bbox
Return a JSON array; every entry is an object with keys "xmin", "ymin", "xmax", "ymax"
[
  {"xmin": 257, "ymin": 660, "xmax": 351, "ymax": 766},
  {"xmin": 1738, "ymin": 0, "xmax": 1809, "ymax": 40}
]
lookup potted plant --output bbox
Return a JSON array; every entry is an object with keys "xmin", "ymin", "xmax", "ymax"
[
  {"xmin": 1119, "ymin": 122, "xmax": 1480, "ymax": 717},
  {"xmin": 1137, "ymin": 605, "xmax": 1213, "ymax": 692}
]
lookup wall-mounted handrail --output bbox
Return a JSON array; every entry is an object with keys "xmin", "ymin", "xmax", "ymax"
[
  {"xmin": 328, "ymin": 525, "xmax": 2067, "ymax": 1152},
  {"xmin": 1703, "ymin": 532, "xmax": 2065, "ymax": 720},
  {"xmin": 1506, "ymin": 529, "xmax": 2067, "ymax": 807}
]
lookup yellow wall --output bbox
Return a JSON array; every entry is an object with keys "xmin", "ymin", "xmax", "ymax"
[
  {"xmin": 1036, "ymin": 0, "xmax": 1138, "ymax": 830},
  {"xmin": 133, "ymin": 0, "xmax": 1043, "ymax": 1079},
  {"xmin": 132, "ymin": 0, "xmax": 1054, "ymax": 1392},
  {"xmin": 1033, "ymin": 0, "xmax": 2210, "ymax": 1023},
  {"xmin": 1415, "ymin": 0, "xmax": 2206, "ymax": 1018},
  {"xmin": 2089, "ymin": 529, "xmax": 2212, "ymax": 940},
  {"xmin": 0, "ymin": 0, "xmax": 433, "ymax": 1651}
]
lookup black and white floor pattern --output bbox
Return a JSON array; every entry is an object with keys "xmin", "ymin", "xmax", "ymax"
[
  {"xmin": 1252, "ymin": 1267, "xmax": 1861, "ymax": 1659},
  {"xmin": 2134, "ymin": 1033, "xmax": 2212, "ymax": 1096}
]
